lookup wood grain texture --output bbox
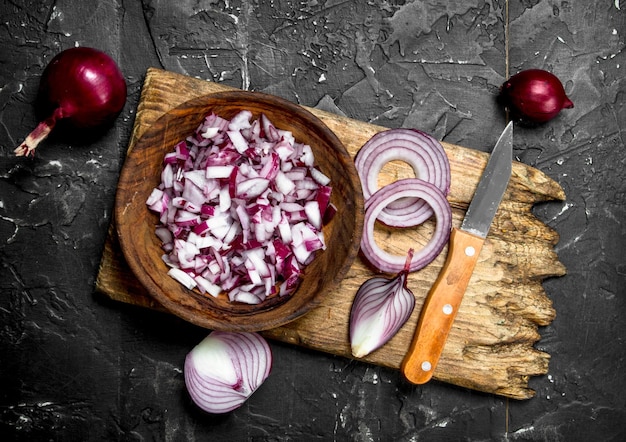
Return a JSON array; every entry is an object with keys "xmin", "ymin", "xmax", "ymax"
[{"xmin": 96, "ymin": 68, "xmax": 566, "ymax": 400}]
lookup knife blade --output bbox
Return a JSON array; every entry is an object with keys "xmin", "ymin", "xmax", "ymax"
[{"xmin": 401, "ymin": 121, "xmax": 514, "ymax": 385}]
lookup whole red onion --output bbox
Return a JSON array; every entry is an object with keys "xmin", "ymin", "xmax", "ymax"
[
  {"xmin": 499, "ymin": 69, "xmax": 573, "ymax": 124},
  {"xmin": 15, "ymin": 47, "xmax": 127, "ymax": 157}
]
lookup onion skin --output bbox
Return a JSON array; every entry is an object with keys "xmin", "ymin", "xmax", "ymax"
[
  {"xmin": 499, "ymin": 69, "xmax": 573, "ymax": 124},
  {"xmin": 15, "ymin": 47, "xmax": 127, "ymax": 157}
]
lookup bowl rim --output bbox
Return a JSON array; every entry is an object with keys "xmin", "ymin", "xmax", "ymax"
[{"xmin": 114, "ymin": 90, "xmax": 364, "ymax": 332}]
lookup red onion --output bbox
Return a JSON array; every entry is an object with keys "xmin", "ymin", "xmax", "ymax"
[
  {"xmin": 499, "ymin": 69, "xmax": 573, "ymax": 124},
  {"xmin": 354, "ymin": 129, "xmax": 450, "ymax": 227},
  {"xmin": 349, "ymin": 249, "xmax": 416, "ymax": 358},
  {"xmin": 361, "ymin": 178, "xmax": 452, "ymax": 274},
  {"xmin": 146, "ymin": 111, "xmax": 332, "ymax": 304},
  {"xmin": 349, "ymin": 128, "xmax": 452, "ymax": 355},
  {"xmin": 184, "ymin": 331, "xmax": 272, "ymax": 414},
  {"xmin": 15, "ymin": 47, "xmax": 127, "ymax": 157}
]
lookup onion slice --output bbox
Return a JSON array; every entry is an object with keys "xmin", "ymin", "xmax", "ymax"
[
  {"xmin": 354, "ymin": 129, "xmax": 450, "ymax": 227},
  {"xmin": 349, "ymin": 249, "xmax": 416, "ymax": 358},
  {"xmin": 184, "ymin": 331, "xmax": 272, "ymax": 414},
  {"xmin": 361, "ymin": 178, "xmax": 452, "ymax": 274}
]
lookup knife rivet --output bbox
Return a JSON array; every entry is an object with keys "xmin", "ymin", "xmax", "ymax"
[
  {"xmin": 465, "ymin": 246, "xmax": 476, "ymax": 257},
  {"xmin": 421, "ymin": 361, "xmax": 432, "ymax": 372},
  {"xmin": 443, "ymin": 304, "xmax": 453, "ymax": 315}
]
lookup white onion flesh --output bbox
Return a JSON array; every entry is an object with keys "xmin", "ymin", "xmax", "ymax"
[
  {"xmin": 146, "ymin": 111, "xmax": 333, "ymax": 304},
  {"xmin": 184, "ymin": 331, "xmax": 272, "ymax": 414}
]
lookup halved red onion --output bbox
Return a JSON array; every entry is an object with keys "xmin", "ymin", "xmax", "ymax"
[
  {"xmin": 184, "ymin": 331, "xmax": 272, "ymax": 414},
  {"xmin": 146, "ymin": 111, "xmax": 333, "ymax": 304},
  {"xmin": 354, "ymin": 129, "xmax": 450, "ymax": 227},
  {"xmin": 361, "ymin": 178, "xmax": 452, "ymax": 274},
  {"xmin": 350, "ymin": 249, "xmax": 416, "ymax": 358}
]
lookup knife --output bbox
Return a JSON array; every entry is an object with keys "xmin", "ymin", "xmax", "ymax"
[{"xmin": 401, "ymin": 121, "xmax": 514, "ymax": 385}]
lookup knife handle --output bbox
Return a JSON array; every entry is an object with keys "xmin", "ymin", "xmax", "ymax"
[{"xmin": 401, "ymin": 228, "xmax": 485, "ymax": 384}]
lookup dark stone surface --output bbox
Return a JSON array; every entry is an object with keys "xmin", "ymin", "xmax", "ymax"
[{"xmin": 1, "ymin": 0, "xmax": 624, "ymax": 440}]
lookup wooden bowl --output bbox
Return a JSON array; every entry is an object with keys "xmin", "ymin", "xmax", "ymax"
[{"xmin": 115, "ymin": 91, "xmax": 364, "ymax": 332}]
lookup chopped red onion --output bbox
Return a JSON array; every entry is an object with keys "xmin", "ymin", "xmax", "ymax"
[{"xmin": 147, "ymin": 111, "xmax": 332, "ymax": 304}]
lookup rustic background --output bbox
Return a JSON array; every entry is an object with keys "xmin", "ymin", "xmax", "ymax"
[{"xmin": 1, "ymin": 0, "xmax": 624, "ymax": 440}]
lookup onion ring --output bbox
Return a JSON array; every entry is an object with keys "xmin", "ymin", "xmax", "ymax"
[
  {"xmin": 355, "ymin": 129, "xmax": 450, "ymax": 227},
  {"xmin": 361, "ymin": 178, "xmax": 452, "ymax": 274}
]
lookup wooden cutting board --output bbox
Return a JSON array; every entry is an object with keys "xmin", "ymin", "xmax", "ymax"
[{"xmin": 96, "ymin": 68, "xmax": 566, "ymax": 400}]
